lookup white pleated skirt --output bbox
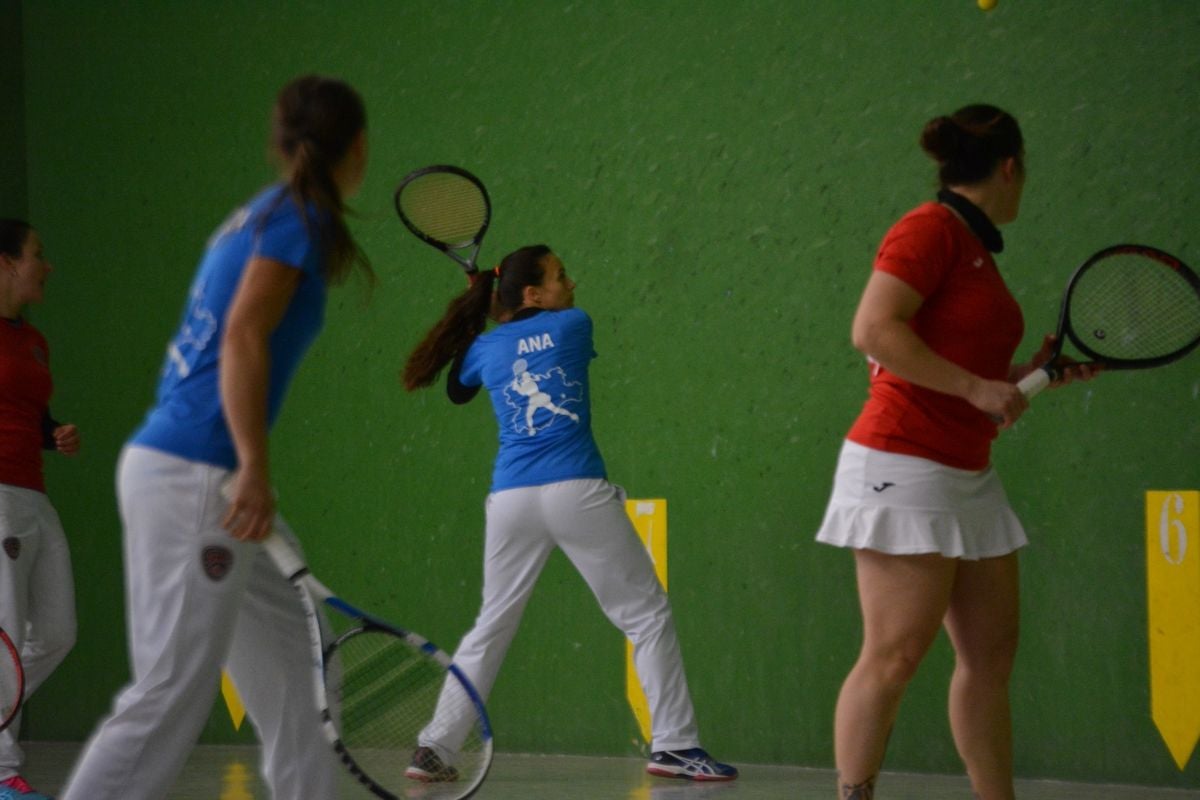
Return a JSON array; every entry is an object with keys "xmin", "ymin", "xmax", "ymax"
[{"xmin": 815, "ymin": 440, "xmax": 1027, "ymax": 560}]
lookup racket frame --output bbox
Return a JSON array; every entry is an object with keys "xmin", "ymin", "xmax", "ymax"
[
  {"xmin": 1062, "ymin": 244, "xmax": 1200, "ymax": 368},
  {"xmin": 1018, "ymin": 243, "xmax": 1200, "ymax": 398},
  {"xmin": 394, "ymin": 164, "xmax": 492, "ymax": 276},
  {"xmin": 0, "ymin": 627, "xmax": 24, "ymax": 733},
  {"xmin": 258, "ymin": 532, "xmax": 494, "ymax": 800}
]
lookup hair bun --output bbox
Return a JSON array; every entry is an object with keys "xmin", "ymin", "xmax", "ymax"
[
  {"xmin": 920, "ymin": 105, "xmax": 1022, "ymax": 187},
  {"xmin": 919, "ymin": 115, "xmax": 961, "ymax": 163}
]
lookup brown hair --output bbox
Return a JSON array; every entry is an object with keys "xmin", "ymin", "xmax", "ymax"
[
  {"xmin": 270, "ymin": 75, "xmax": 373, "ymax": 286},
  {"xmin": 403, "ymin": 245, "xmax": 552, "ymax": 390},
  {"xmin": 0, "ymin": 219, "xmax": 33, "ymax": 259},
  {"xmin": 920, "ymin": 104, "xmax": 1023, "ymax": 187}
]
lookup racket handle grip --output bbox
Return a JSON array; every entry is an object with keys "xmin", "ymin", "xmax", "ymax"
[
  {"xmin": 260, "ymin": 532, "xmax": 307, "ymax": 578},
  {"xmin": 1017, "ymin": 367, "xmax": 1053, "ymax": 399},
  {"xmin": 219, "ymin": 478, "xmax": 307, "ymax": 578}
]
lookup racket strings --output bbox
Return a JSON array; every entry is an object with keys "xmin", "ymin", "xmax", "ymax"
[
  {"xmin": 1068, "ymin": 255, "xmax": 1200, "ymax": 360},
  {"xmin": 398, "ymin": 173, "xmax": 488, "ymax": 247},
  {"xmin": 328, "ymin": 629, "xmax": 489, "ymax": 798}
]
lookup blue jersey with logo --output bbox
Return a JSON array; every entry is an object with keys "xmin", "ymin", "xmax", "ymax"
[
  {"xmin": 131, "ymin": 184, "xmax": 327, "ymax": 468},
  {"xmin": 459, "ymin": 307, "xmax": 606, "ymax": 491}
]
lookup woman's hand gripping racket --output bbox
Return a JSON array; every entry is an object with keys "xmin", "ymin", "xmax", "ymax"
[
  {"xmin": 223, "ymin": 486, "xmax": 493, "ymax": 800},
  {"xmin": 1018, "ymin": 244, "xmax": 1200, "ymax": 400},
  {"xmin": 0, "ymin": 627, "xmax": 24, "ymax": 733},
  {"xmin": 395, "ymin": 165, "xmax": 492, "ymax": 278}
]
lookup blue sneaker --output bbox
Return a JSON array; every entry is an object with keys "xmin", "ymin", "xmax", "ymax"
[
  {"xmin": 647, "ymin": 748, "xmax": 738, "ymax": 781},
  {"xmin": 0, "ymin": 775, "xmax": 53, "ymax": 800}
]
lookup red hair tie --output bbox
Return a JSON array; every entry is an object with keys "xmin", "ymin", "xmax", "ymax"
[{"xmin": 468, "ymin": 266, "xmax": 501, "ymax": 287}]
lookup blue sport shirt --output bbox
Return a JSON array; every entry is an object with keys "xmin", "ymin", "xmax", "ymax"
[
  {"xmin": 459, "ymin": 307, "xmax": 606, "ymax": 491},
  {"xmin": 131, "ymin": 184, "xmax": 327, "ymax": 468}
]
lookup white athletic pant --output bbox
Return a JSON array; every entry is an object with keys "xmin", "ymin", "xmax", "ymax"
[
  {"xmin": 421, "ymin": 478, "xmax": 700, "ymax": 757},
  {"xmin": 0, "ymin": 484, "xmax": 76, "ymax": 779},
  {"xmin": 61, "ymin": 446, "xmax": 339, "ymax": 800}
]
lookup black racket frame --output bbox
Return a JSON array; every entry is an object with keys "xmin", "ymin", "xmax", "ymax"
[
  {"xmin": 393, "ymin": 164, "xmax": 492, "ymax": 276},
  {"xmin": 1052, "ymin": 243, "xmax": 1200, "ymax": 374}
]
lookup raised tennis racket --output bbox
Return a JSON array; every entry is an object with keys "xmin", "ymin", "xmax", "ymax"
[
  {"xmin": 1018, "ymin": 244, "xmax": 1200, "ymax": 399},
  {"xmin": 222, "ymin": 482, "xmax": 493, "ymax": 800},
  {"xmin": 0, "ymin": 627, "xmax": 23, "ymax": 733},
  {"xmin": 395, "ymin": 165, "xmax": 492, "ymax": 277}
]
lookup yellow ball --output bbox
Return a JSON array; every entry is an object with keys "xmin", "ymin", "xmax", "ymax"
[{"xmin": 978, "ymin": 0, "xmax": 997, "ymax": 10}]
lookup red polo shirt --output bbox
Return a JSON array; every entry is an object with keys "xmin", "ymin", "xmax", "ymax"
[
  {"xmin": 0, "ymin": 319, "xmax": 53, "ymax": 492},
  {"xmin": 847, "ymin": 203, "xmax": 1024, "ymax": 470}
]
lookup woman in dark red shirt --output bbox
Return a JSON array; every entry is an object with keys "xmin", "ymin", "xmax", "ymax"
[
  {"xmin": 816, "ymin": 106, "xmax": 1094, "ymax": 800},
  {"xmin": 0, "ymin": 219, "xmax": 78, "ymax": 800}
]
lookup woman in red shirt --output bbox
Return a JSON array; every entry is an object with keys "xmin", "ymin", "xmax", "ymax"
[
  {"xmin": 0, "ymin": 219, "xmax": 79, "ymax": 800},
  {"xmin": 816, "ymin": 106, "xmax": 1094, "ymax": 800}
]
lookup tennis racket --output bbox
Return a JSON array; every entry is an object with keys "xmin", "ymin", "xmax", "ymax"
[
  {"xmin": 0, "ymin": 627, "xmax": 23, "ymax": 733},
  {"xmin": 1018, "ymin": 244, "xmax": 1200, "ymax": 400},
  {"xmin": 222, "ymin": 486, "xmax": 493, "ymax": 799},
  {"xmin": 395, "ymin": 165, "xmax": 492, "ymax": 277}
]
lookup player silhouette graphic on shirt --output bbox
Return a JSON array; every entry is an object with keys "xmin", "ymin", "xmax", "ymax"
[{"xmin": 504, "ymin": 358, "xmax": 580, "ymax": 435}]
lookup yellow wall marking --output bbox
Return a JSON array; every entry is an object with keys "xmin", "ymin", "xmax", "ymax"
[
  {"xmin": 1146, "ymin": 490, "xmax": 1200, "ymax": 770},
  {"xmin": 221, "ymin": 670, "xmax": 246, "ymax": 731},
  {"xmin": 625, "ymin": 499, "xmax": 667, "ymax": 747},
  {"xmin": 219, "ymin": 761, "xmax": 255, "ymax": 800}
]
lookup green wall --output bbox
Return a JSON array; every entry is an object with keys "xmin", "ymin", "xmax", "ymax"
[
  {"xmin": 1, "ymin": 0, "xmax": 26, "ymax": 218},
  {"xmin": 13, "ymin": 0, "xmax": 1200, "ymax": 788}
]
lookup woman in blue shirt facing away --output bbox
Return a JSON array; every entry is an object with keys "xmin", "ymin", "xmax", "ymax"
[
  {"xmin": 63, "ymin": 74, "xmax": 372, "ymax": 800},
  {"xmin": 402, "ymin": 245, "xmax": 737, "ymax": 784}
]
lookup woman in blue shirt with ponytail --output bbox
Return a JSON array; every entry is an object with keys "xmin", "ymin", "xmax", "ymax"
[
  {"xmin": 402, "ymin": 244, "xmax": 737, "ymax": 784},
  {"xmin": 63, "ymin": 74, "xmax": 372, "ymax": 800}
]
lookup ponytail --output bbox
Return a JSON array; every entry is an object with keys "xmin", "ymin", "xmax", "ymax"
[
  {"xmin": 402, "ymin": 272, "xmax": 497, "ymax": 390},
  {"xmin": 403, "ymin": 244, "xmax": 554, "ymax": 391},
  {"xmin": 270, "ymin": 75, "xmax": 374, "ymax": 287}
]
